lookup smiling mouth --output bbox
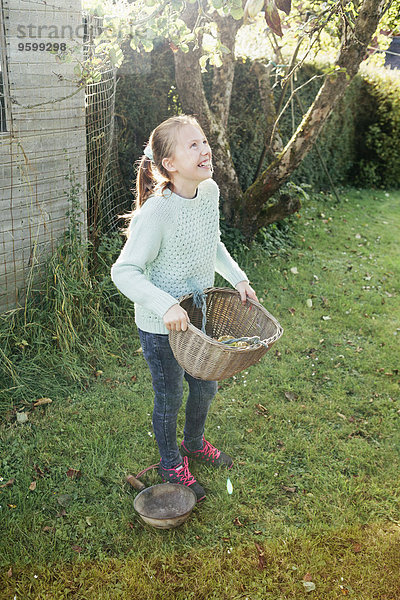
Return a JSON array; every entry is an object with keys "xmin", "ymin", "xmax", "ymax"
[{"xmin": 198, "ymin": 160, "xmax": 211, "ymax": 169}]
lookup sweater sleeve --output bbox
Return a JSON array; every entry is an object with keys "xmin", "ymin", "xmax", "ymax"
[
  {"xmin": 206, "ymin": 179, "xmax": 248, "ymax": 287},
  {"xmin": 215, "ymin": 238, "xmax": 249, "ymax": 287},
  {"xmin": 110, "ymin": 203, "xmax": 179, "ymax": 318}
]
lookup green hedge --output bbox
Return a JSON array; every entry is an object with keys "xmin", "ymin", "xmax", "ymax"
[
  {"xmin": 228, "ymin": 60, "xmax": 400, "ymax": 191},
  {"xmin": 354, "ymin": 67, "xmax": 400, "ymax": 188},
  {"xmin": 115, "ymin": 46, "xmax": 400, "ymax": 197}
]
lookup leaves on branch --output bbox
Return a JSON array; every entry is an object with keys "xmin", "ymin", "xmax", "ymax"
[
  {"xmin": 275, "ymin": 0, "xmax": 291, "ymax": 16},
  {"xmin": 244, "ymin": 0, "xmax": 265, "ymax": 23},
  {"xmin": 264, "ymin": 0, "xmax": 283, "ymax": 37}
]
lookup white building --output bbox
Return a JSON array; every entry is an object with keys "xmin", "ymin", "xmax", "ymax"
[{"xmin": 0, "ymin": 0, "xmax": 87, "ymax": 312}]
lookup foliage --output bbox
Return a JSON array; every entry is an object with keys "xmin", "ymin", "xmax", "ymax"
[
  {"xmin": 115, "ymin": 42, "xmax": 177, "ymax": 198},
  {"xmin": 82, "ymin": 0, "xmax": 252, "ymax": 73},
  {"xmin": 354, "ymin": 66, "xmax": 400, "ymax": 188},
  {"xmin": 80, "ymin": 0, "xmax": 398, "ymax": 77}
]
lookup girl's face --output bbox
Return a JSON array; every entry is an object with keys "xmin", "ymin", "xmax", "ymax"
[{"xmin": 162, "ymin": 124, "xmax": 212, "ymax": 185}]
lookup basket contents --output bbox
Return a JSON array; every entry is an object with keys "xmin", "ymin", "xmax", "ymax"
[{"xmin": 215, "ymin": 335, "xmax": 264, "ymax": 349}]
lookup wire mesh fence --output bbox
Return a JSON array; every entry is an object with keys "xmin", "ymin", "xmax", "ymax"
[
  {"xmin": 84, "ymin": 12, "xmax": 132, "ymax": 254},
  {"xmin": 0, "ymin": 2, "xmax": 131, "ymax": 313}
]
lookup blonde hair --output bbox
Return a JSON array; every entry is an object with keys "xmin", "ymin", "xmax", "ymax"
[{"xmin": 121, "ymin": 115, "xmax": 205, "ymax": 237}]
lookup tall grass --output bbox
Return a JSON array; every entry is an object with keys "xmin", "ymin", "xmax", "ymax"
[{"xmin": 0, "ymin": 171, "xmax": 135, "ymax": 418}]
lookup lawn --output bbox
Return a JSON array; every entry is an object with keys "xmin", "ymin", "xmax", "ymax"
[{"xmin": 1, "ymin": 188, "xmax": 399, "ymax": 599}]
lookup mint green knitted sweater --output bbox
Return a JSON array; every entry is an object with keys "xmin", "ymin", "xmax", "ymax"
[{"xmin": 110, "ymin": 178, "xmax": 249, "ymax": 334}]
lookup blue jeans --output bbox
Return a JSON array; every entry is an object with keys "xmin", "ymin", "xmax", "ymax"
[{"xmin": 138, "ymin": 328, "xmax": 218, "ymax": 469}]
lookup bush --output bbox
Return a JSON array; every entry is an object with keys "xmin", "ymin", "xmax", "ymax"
[{"xmin": 354, "ymin": 66, "xmax": 400, "ymax": 188}]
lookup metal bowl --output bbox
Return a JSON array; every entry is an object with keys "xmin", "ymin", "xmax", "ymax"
[{"xmin": 133, "ymin": 483, "xmax": 197, "ymax": 529}]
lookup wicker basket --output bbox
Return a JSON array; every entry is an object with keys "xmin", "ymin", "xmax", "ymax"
[{"xmin": 168, "ymin": 287, "xmax": 283, "ymax": 381}]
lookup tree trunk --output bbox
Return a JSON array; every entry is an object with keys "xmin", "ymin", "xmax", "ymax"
[
  {"xmin": 235, "ymin": 0, "xmax": 388, "ymax": 240},
  {"xmin": 173, "ymin": 5, "xmax": 243, "ymax": 220},
  {"xmin": 252, "ymin": 60, "xmax": 283, "ymax": 163}
]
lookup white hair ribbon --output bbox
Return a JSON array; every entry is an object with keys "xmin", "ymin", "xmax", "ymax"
[{"xmin": 144, "ymin": 144, "xmax": 154, "ymax": 161}]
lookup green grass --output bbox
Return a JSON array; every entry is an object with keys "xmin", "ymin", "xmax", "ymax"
[{"xmin": 1, "ymin": 188, "xmax": 400, "ymax": 599}]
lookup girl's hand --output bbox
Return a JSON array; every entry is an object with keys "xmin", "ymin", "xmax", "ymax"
[
  {"xmin": 163, "ymin": 304, "xmax": 190, "ymax": 332},
  {"xmin": 235, "ymin": 280, "xmax": 259, "ymax": 305}
]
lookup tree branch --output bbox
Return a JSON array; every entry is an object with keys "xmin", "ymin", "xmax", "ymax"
[{"xmin": 237, "ymin": 0, "xmax": 388, "ymax": 239}]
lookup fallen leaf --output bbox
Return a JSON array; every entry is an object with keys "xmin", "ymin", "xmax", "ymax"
[
  {"xmin": 352, "ymin": 543, "xmax": 362, "ymax": 553},
  {"xmin": 42, "ymin": 526, "xmax": 54, "ymax": 533},
  {"xmin": 85, "ymin": 517, "xmax": 92, "ymax": 526},
  {"xmin": 321, "ymin": 315, "xmax": 331, "ymax": 321},
  {"xmin": 337, "ymin": 412, "xmax": 347, "ymax": 420},
  {"xmin": 0, "ymin": 478, "xmax": 15, "ymax": 488},
  {"xmin": 290, "ymin": 267, "xmax": 298, "ymax": 274},
  {"xmin": 284, "ymin": 391, "xmax": 298, "ymax": 401},
  {"xmin": 288, "ymin": 307, "xmax": 296, "ymax": 315},
  {"xmin": 306, "ymin": 299, "xmax": 313, "ymax": 308},
  {"xmin": 255, "ymin": 403, "xmax": 268, "ymax": 413},
  {"xmin": 255, "ymin": 542, "xmax": 266, "ymax": 569},
  {"xmin": 56, "ymin": 509, "xmax": 67, "ymax": 517},
  {"xmin": 33, "ymin": 397, "xmax": 52, "ymax": 407},
  {"xmin": 282, "ymin": 485, "xmax": 297, "ymax": 493},
  {"xmin": 233, "ymin": 517, "xmax": 244, "ymax": 527},
  {"xmin": 303, "ymin": 581, "xmax": 316, "ymax": 592},
  {"xmin": 94, "ymin": 370, "xmax": 103, "ymax": 377},
  {"xmin": 16, "ymin": 412, "xmax": 28, "ymax": 424},
  {"xmin": 135, "ymin": 347, "xmax": 143, "ymax": 354},
  {"xmin": 71, "ymin": 545, "xmax": 82, "ymax": 553},
  {"xmin": 29, "ymin": 481, "xmax": 37, "ymax": 491},
  {"xmin": 57, "ymin": 494, "xmax": 72, "ymax": 507},
  {"xmin": 131, "ymin": 375, "xmax": 137, "ymax": 382},
  {"xmin": 66, "ymin": 468, "xmax": 82, "ymax": 479},
  {"xmin": 34, "ymin": 464, "xmax": 49, "ymax": 477},
  {"xmin": 7, "ymin": 567, "xmax": 12, "ymax": 577},
  {"xmin": 303, "ymin": 573, "xmax": 313, "ymax": 582}
]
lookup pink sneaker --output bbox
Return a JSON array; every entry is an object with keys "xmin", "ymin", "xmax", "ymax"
[
  {"xmin": 181, "ymin": 437, "xmax": 233, "ymax": 468},
  {"xmin": 158, "ymin": 456, "xmax": 206, "ymax": 502}
]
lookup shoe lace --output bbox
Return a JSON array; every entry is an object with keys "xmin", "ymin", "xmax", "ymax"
[
  {"xmin": 179, "ymin": 456, "xmax": 196, "ymax": 485},
  {"xmin": 202, "ymin": 438, "xmax": 221, "ymax": 460}
]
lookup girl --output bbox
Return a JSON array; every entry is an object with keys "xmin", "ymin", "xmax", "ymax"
[{"xmin": 111, "ymin": 115, "xmax": 258, "ymax": 502}]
